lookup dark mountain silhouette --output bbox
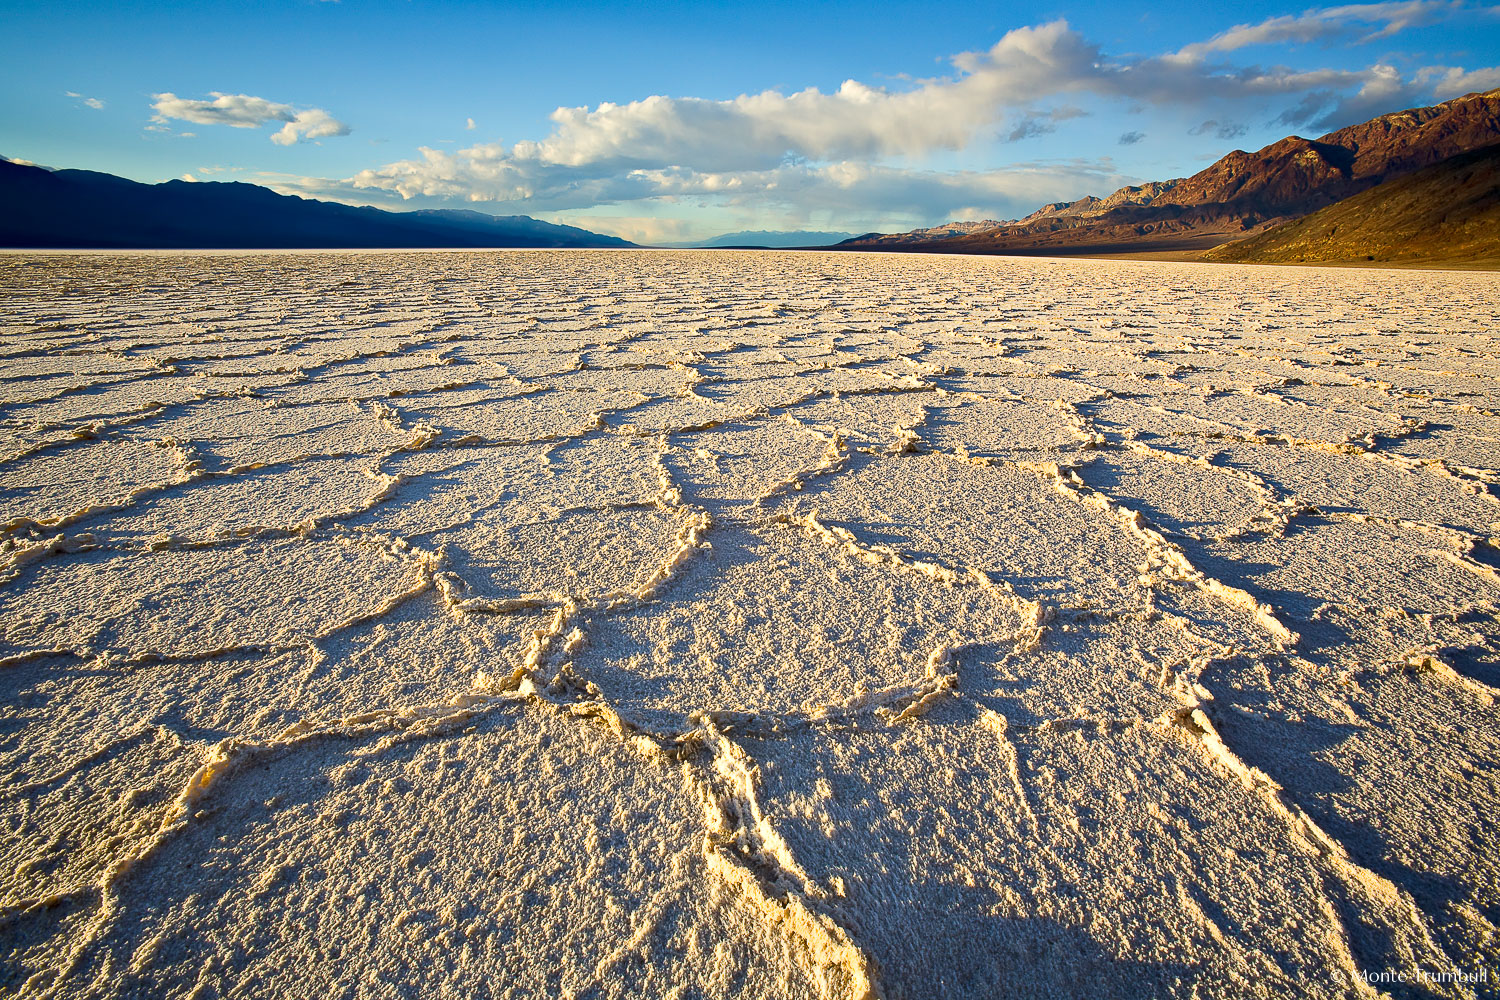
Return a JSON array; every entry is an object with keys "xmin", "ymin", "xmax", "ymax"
[
  {"xmin": 836, "ymin": 88, "xmax": 1500, "ymax": 259},
  {"xmin": 1204, "ymin": 143, "xmax": 1500, "ymax": 266},
  {"xmin": 0, "ymin": 159, "xmax": 635, "ymax": 249}
]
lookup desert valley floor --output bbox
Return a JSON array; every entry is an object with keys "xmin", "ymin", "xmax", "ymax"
[{"xmin": 0, "ymin": 250, "xmax": 1497, "ymax": 999}]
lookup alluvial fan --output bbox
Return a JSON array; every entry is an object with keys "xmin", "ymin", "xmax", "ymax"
[{"xmin": 0, "ymin": 249, "xmax": 1497, "ymax": 1000}]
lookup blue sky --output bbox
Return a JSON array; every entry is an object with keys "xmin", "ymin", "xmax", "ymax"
[{"xmin": 3, "ymin": 0, "xmax": 1498, "ymax": 242}]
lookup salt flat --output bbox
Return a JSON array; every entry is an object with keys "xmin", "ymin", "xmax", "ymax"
[{"xmin": 0, "ymin": 250, "xmax": 1496, "ymax": 999}]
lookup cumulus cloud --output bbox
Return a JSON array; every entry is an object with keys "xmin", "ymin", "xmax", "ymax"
[
  {"xmin": 1419, "ymin": 64, "xmax": 1500, "ymax": 93},
  {"xmin": 150, "ymin": 92, "xmax": 350, "ymax": 144},
  {"xmin": 66, "ymin": 91, "xmax": 104, "ymax": 109},
  {"xmin": 343, "ymin": 17, "xmax": 1418, "ymax": 202},
  {"xmin": 271, "ymin": 109, "xmax": 351, "ymax": 145},
  {"xmin": 152, "ymin": 92, "xmax": 293, "ymax": 128},
  {"xmin": 466, "ymin": 117, "xmax": 477, "ymax": 130},
  {"xmin": 1268, "ymin": 58, "xmax": 1490, "ymax": 130},
  {"xmin": 280, "ymin": 12, "xmax": 1483, "ymax": 225}
]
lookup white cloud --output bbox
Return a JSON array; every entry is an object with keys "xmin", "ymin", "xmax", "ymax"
[
  {"xmin": 1420, "ymin": 64, "xmax": 1500, "ymax": 93},
  {"xmin": 347, "ymin": 18, "xmax": 1448, "ymax": 197},
  {"xmin": 271, "ymin": 109, "xmax": 351, "ymax": 146},
  {"xmin": 1272, "ymin": 56, "xmax": 1497, "ymax": 130},
  {"xmin": 1170, "ymin": 1, "xmax": 1459, "ymax": 62},
  {"xmin": 66, "ymin": 91, "xmax": 105, "ymax": 109},
  {"xmin": 466, "ymin": 117, "xmax": 476, "ymax": 130},
  {"xmin": 150, "ymin": 92, "xmax": 350, "ymax": 144},
  {"xmin": 279, "ymin": 12, "xmax": 1485, "ymax": 227},
  {"xmin": 152, "ymin": 92, "xmax": 293, "ymax": 128},
  {"xmin": 1318, "ymin": 62, "xmax": 1426, "ymax": 124}
]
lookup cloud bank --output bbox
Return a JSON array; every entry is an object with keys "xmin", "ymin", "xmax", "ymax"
[{"xmin": 261, "ymin": 6, "xmax": 1496, "ymax": 234}]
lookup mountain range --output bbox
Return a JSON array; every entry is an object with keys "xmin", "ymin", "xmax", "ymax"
[
  {"xmin": 838, "ymin": 88, "xmax": 1500, "ymax": 264},
  {"xmin": 0, "ymin": 160, "xmax": 635, "ymax": 249},
  {"xmin": 5, "ymin": 89, "xmax": 1499, "ymax": 263}
]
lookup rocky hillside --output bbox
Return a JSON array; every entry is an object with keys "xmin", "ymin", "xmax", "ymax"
[
  {"xmin": 1204, "ymin": 143, "xmax": 1500, "ymax": 266},
  {"xmin": 838, "ymin": 88, "xmax": 1500, "ymax": 257}
]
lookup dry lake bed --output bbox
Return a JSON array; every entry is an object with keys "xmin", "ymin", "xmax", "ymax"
[{"xmin": 0, "ymin": 250, "xmax": 1497, "ymax": 999}]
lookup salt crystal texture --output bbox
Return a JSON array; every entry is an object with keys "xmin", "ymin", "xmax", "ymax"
[{"xmin": 1, "ymin": 250, "xmax": 1497, "ymax": 999}]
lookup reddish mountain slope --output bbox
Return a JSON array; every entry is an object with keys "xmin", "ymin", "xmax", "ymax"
[
  {"xmin": 1204, "ymin": 143, "xmax": 1500, "ymax": 266},
  {"xmin": 838, "ymin": 89, "xmax": 1500, "ymax": 257}
]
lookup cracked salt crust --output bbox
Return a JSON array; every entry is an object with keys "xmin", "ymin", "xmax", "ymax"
[{"xmin": 0, "ymin": 250, "xmax": 1497, "ymax": 999}]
